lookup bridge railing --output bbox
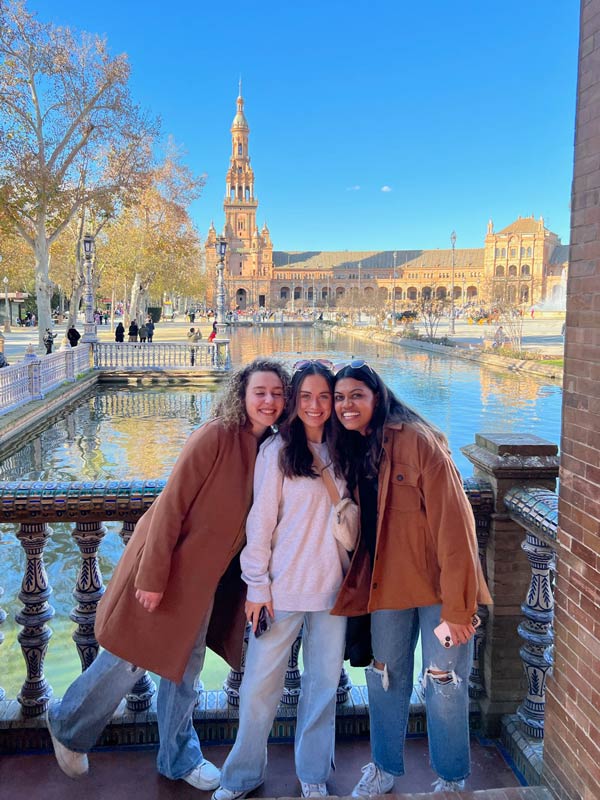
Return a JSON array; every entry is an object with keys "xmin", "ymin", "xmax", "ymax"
[
  {"xmin": 93, "ymin": 341, "xmax": 228, "ymax": 370},
  {"xmin": 0, "ymin": 433, "xmax": 560, "ymax": 784},
  {"xmin": 0, "ymin": 339, "xmax": 231, "ymax": 417}
]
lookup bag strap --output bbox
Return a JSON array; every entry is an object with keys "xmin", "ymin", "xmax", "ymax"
[{"xmin": 312, "ymin": 451, "xmax": 342, "ymax": 508}]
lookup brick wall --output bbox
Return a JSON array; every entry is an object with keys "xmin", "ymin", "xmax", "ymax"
[{"xmin": 543, "ymin": 2, "xmax": 600, "ymax": 799}]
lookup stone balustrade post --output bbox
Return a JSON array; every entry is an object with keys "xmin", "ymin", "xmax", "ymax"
[
  {"xmin": 0, "ymin": 585, "xmax": 6, "ymax": 701},
  {"xmin": 517, "ymin": 531, "xmax": 554, "ymax": 739},
  {"xmin": 281, "ymin": 629, "xmax": 302, "ymax": 705},
  {"xmin": 71, "ymin": 521, "xmax": 108, "ymax": 670},
  {"xmin": 64, "ymin": 346, "xmax": 75, "ymax": 382},
  {"xmin": 223, "ymin": 623, "xmax": 250, "ymax": 706},
  {"xmin": 461, "ymin": 433, "xmax": 559, "ymax": 735},
  {"xmin": 24, "ymin": 349, "xmax": 43, "ymax": 401},
  {"xmin": 118, "ymin": 520, "xmax": 156, "ymax": 712},
  {"xmin": 15, "ymin": 522, "xmax": 55, "ymax": 716}
]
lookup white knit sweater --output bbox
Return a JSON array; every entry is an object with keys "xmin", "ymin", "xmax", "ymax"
[{"xmin": 241, "ymin": 435, "xmax": 349, "ymax": 612}]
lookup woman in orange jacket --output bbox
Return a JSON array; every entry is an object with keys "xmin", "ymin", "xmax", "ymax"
[{"xmin": 331, "ymin": 360, "xmax": 491, "ymax": 795}]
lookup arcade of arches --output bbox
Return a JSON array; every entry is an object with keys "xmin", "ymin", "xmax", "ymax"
[{"xmin": 205, "ymin": 93, "xmax": 568, "ymax": 311}]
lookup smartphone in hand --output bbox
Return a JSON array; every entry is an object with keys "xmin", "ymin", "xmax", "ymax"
[
  {"xmin": 254, "ymin": 606, "xmax": 272, "ymax": 638},
  {"xmin": 434, "ymin": 615, "xmax": 481, "ymax": 648}
]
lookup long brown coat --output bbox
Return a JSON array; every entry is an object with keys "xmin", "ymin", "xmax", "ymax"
[
  {"xmin": 95, "ymin": 418, "xmax": 258, "ymax": 683},
  {"xmin": 332, "ymin": 422, "xmax": 492, "ymax": 625}
]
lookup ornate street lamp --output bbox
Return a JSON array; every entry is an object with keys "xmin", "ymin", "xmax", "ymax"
[
  {"xmin": 3, "ymin": 274, "xmax": 10, "ymax": 333},
  {"xmin": 215, "ymin": 238, "xmax": 227, "ymax": 338},
  {"xmin": 450, "ymin": 230, "xmax": 457, "ymax": 335},
  {"xmin": 392, "ymin": 251, "xmax": 397, "ymax": 326},
  {"xmin": 357, "ymin": 260, "xmax": 362, "ymax": 324},
  {"xmin": 81, "ymin": 233, "xmax": 98, "ymax": 343}
]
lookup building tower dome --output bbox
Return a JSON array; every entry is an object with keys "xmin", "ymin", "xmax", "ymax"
[{"xmin": 231, "ymin": 81, "xmax": 249, "ymax": 132}]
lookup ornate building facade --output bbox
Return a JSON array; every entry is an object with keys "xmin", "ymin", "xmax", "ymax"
[{"xmin": 206, "ymin": 94, "xmax": 568, "ymax": 311}]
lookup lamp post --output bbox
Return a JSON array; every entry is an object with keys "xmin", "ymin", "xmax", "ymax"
[
  {"xmin": 357, "ymin": 261, "xmax": 362, "ymax": 324},
  {"xmin": 312, "ymin": 274, "xmax": 316, "ymax": 317},
  {"xmin": 81, "ymin": 234, "xmax": 98, "ymax": 343},
  {"xmin": 215, "ymin": 238, "xmax": 227, "ymax": 338},
  {"xmin": 392, "ymin": 251, "xmax": 397, "ymax": 327},
  {"xmin": 3, "ymin": 275, "xmax": 9, "ymax": 333},
  {"xmin": 450, "ymin": 230, "xmax": 457, "ymax": 335}
]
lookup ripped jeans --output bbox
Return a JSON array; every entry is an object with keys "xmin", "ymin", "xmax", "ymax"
[{"xmin": 366, "ymin": 605, "xmax": 473, "ymax": 782}]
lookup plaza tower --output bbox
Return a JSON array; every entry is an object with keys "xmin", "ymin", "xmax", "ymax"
[{"xmin": 205, "ymin": 88, "xmax": 273, "ymax": 309}]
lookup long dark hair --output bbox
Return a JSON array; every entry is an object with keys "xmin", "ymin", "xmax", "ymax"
[
  {"xmin": 278, "ymin": 362, "xmax": 335, "ymax": 479},
  {"xmin": 332, "ymin": 364, "xmax": 447, "ymax": 490}
]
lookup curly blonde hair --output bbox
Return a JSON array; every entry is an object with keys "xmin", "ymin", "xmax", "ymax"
[{"xmin": 211, "ymin": 358, "xmax": 291, "ymax": 430}]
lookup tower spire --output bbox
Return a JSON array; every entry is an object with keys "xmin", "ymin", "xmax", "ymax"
[{"xmin": 238, "ymin": 75, "xmax": 242, "ymax": 98}]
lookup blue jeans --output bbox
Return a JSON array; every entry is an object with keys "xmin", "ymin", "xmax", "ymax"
[
  {"xmin": 48, "ymin": 600, "xmax": 213, "ymax": 780},
  {"xmin": 220, "ymin": 609, "xmax": 347, "ymax": 790},
  {"xmin": 367, "ymin": 605, "xmax": 473, "ymax": 783}
]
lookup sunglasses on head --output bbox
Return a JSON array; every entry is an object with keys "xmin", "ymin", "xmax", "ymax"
[
  {"xmin": 292, "ymin": 358, "xmax": 335, "ymax": 373},
  {"xmin": 333, "ymin": 358, "xmax": 375, "ymax": 376}
]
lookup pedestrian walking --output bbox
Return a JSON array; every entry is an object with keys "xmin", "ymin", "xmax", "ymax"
[
  {"xmin": 43, "ymin": 328, "xmax": 57, "ymax": 354},
  {"xmin": 67, "ymin": 325, "xmax": 81, "ymax": 348},
  {"xmin": 115, "ymin": 322, "xmax": 125, "ymax": 343}
]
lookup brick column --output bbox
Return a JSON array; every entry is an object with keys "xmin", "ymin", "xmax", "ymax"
[
  {"xmin": 542, "ymin": 3, "xmax": 600, "ymax": 799},
  {"xmin": 461, "ymin": 434, "xmax": 559, "ymax": 735}
]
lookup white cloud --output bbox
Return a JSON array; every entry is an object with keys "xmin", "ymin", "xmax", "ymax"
[
  {"xmin": 346, "ymin": 185, "xmax": 361, "ymax": 191},
  {"xmin": 381, "ymin": 185, "xmax": 392, "ymax": 192}
]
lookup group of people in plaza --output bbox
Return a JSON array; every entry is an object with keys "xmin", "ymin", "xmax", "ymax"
[
  {"xmin": 48, "ymin": 355, "xmax": 491, "ymax": 796},
  {"xmin": 114, "ymin": 316, "xmax": 155, "ymax": 343}
]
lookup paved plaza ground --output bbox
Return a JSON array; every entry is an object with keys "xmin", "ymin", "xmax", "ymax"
[{"xmin": 0, "ymin": 313, "xmax": 565, "ymax": 363}]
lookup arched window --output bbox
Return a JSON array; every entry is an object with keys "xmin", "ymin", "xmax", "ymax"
[
  {"xmin": 422, "ymin": 286, "xmax": 432, "ymax": 300},
  {"xmin": 336, "ymin": 287, "xmax": 345, "ymax": 298},
  {"xmin": 294, "ymin": 287, "xmax": 302, "ymax": 300},
  {"xmin": 436, "ymin": 287, "xmax": 447, "ymax": 300},
  {"xmin": 521, "ymin": 264, "xmax": 531, "ymax": 276},
  {"xmin": 527, "ymin": 247, "xmax": 532, "ymax": 257},
  {"xmin": 521, "ymin": 286, "xmax": 529, "ymax": 303},
  {"xmin": 407, "ymin": 286, "xmax": 418, "ymax": 300},
  {"xmin": 280, "ymin": 287, "xmax": 289, "ymax": 300},
  {"xmin": 238, "ymin": 143, "xmax": 243, "ymax": 155},
  {"xmin": 495, "ymin": 265, "xmax": 505, "ymax": 277},
  {"xmin": 508, "ymin": 264, "xmax": 517, "ymax": 277}
]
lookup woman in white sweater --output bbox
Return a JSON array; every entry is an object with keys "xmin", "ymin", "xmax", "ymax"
[{"xmin": 213, "ymin": 360, "xmax": 349, "ymax": 800}]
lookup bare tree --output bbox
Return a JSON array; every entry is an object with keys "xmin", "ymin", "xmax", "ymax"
[{"xmin": 0, "ymin": 0, "xmax": 157, "ymax": 343}]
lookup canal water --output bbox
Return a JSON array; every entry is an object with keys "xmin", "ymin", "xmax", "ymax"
[{"xmin": 0, "ymin": 327, "xmax": 562, "ymax": 697}]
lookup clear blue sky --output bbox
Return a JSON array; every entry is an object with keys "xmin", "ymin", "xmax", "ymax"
[{"xmin": 34, "ymin": 0, "xmax": 579, "ymax": 252}]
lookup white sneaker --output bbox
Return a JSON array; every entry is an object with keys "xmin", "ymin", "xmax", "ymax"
[
  {"xmin": 212, "ymin": 786, "xmax": 258, "ymax": 800},
  {"xmin": 432, "ymin": 777, "xmax": 466, "ymax": 792},
  {"xmin": 300, "ymin": 781, "xmax": 329, "ymax": 797},
  {"xmin": 351, "ymin": 763, "xmax": 394, "ymax": 798},
  {"xmin": 183, "ymin": 759, "xmax": 221, "ymax": 790},
  {"xmin": 48, "ymin": 727, "xmax": 89, "ymax": 778}
]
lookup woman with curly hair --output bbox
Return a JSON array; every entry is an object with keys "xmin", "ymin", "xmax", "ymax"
[
  {"xmin": 214, "ymin": 360, "xmax": 350, "ymax": 800},
  {"xmin": 48, "ymin": 358, "xmax": 289, "ymax": 791}
]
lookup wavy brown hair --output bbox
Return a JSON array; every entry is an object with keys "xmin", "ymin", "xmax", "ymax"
[{"xmin": 211, "ymin": 358, "xmax": 291, "ymax": 430}]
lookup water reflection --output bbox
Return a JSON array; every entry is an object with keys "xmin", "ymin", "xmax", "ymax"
[{"xmin": 0, "ymin": 327, "xmax": 562, "ymax": 695}]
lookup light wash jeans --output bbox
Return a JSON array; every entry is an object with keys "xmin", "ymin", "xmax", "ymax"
[
  {"xmin": 48, "ymin": 600, "xmax": 213, "ymax": 780},
  {"xmin": 220, "ymin": 609, "xmax": 347, "ymax": 791},
  {"xmin": 367, "ymin": 605, "xmax": 473, "ymax": 783}
]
